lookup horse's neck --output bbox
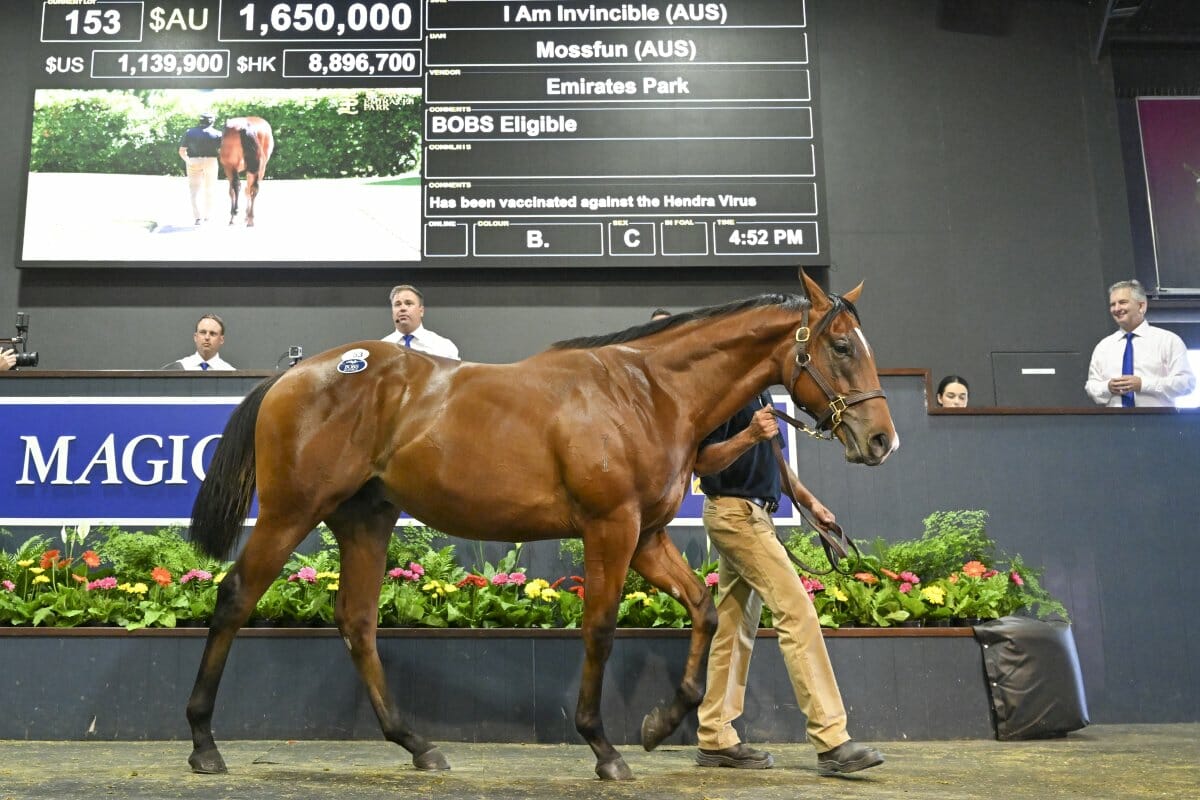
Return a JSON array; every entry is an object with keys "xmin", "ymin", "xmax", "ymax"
[{"xmin": 643, "ymin": 309, "xmax": 796, "ymax": 438}]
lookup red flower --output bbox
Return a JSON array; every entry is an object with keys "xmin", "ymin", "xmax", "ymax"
[
  {"xmin": 82, "ymin": 550, "xmax": 101, "ymax": 569},
  {"xmin": 853, "ymin": 571, "xmax": 879, "ymax": 585},
  {"xmin": 1010, "ymin": 571, "xmax": 1025, "ymax": 586},
  {"xmin": 40, "ymin": 550, "xmax": 61, "ymax": 570},
  {"xmin": 456, "ymin": 574, "xmax": 488, "ymax": 588},
  {"xmin": 982, "ymin": 569, "xmax": 999, "ymax": 579},
  {"xmin": 151, "ymin": 566, "xmax": 173, "ymax": 587},
  {"xmin": 550, "ymin": 576, "xmax": 567, "ymax": 589},
  {"xmin": 568, "ymin": 586, "xmax": 585, "ymax": 599}
]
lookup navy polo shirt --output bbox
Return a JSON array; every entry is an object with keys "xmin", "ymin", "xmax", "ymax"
[{"xmin": 697, "ymin": 393, "xmax": 783, "ymax": 501}]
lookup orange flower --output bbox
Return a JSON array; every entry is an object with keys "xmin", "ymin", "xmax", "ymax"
[
  {"xmin": 880, "ymin": 568, "xmax": 900, "ymax": 581},
  {"xmin": 949, "ymin": 573, "xmax": 960, "ymax": 583},
  {"xmin": 962, "ymin": 561, "xmax": 987, "ymax": 578},
  {"xmin": 71, "ymin": 573, "xmax": 88, "ymax": 583},
  {"xmin": 151, "ymin": 566, "xmax": 173, "ymax": 587},
  {"xmin": 82, "ymin": 550, "xmax": 101, "ymax": 569},
  {"xmin": 853, "ymin": 571, "xmax": 879, "ymax": 585},
  {"xmin": 40, "ymin": 550, "xmax": 61, "ymax": 570}
]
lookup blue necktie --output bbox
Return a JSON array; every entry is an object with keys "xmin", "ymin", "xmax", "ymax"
[
  {"xmin": 402, "ymin": 334, "xmax": 413, "ymax": 348},
  {"xmin": 1121, "ymin": 332, "xmax": 1134, "ymax": 408},
  {"xmin": 199, "ymin": 362, "xmax": 210, "ymax": 371}
]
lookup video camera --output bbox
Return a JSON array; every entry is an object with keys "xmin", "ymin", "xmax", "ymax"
[{"xmin": 1, "ymin": 311, "xmax": 39, "ymax": 369}]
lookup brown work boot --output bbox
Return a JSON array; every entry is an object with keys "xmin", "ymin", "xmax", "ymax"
[
  {"xmin": 696, "ymin": 743, "xmax": 774, "ymax": 769},
  {"xmin": 817, "ymin": 740, "xmax": 884, "ymax": 776}
]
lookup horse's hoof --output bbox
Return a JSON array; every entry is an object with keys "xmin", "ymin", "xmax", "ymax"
[
  {"xmin": 413, "ymin": 747, "xmax": 450, "ymax": 771},
  {"xmin": 188, "ymin": 747, "xmax": 228, "ymax": 774},
  {"xmin": 595, "ymin": 757, "xmax": 634, "ymax": 781},
  {"xmin": 640, "ymin": 707, "xmax": 672, "ymax": 752}
]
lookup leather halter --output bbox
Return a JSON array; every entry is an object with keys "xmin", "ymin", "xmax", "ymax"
[
  {"xmin": 779, "ymin": 295, "xmax": 887, "ymax": 440},
  {"xmin": 768, "ymin": 294, "xmax": 885, "ymax": 575}
]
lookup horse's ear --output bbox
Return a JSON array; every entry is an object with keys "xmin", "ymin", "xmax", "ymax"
[
  {"xmin": 799, "ymin": 269, "xmax": 829, "ymax": 307},
  {"xmin": 844, "ymin": 281, "xmax": 864, "ymax": 304}
]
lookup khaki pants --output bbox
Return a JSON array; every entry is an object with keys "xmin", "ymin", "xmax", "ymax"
[
  {"xmin": 696, "ymin": 495, "xmax": 849, "ymax": 752},
  {"xmin": 187, "ymin": 156, "xmax": 219, "ymax": 221}
]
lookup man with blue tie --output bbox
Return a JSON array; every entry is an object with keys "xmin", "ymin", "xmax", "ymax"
[
  {"xmin": 1085, "ymin": 280, "xmax": 1194, "ymax": 407},
  {"xmin": 170, "ymin": 314, "xmax": 236, "ymax": 371},
  {"xmin": 381, "ymin": 284, "xmax": 460, "ymax": 360}
]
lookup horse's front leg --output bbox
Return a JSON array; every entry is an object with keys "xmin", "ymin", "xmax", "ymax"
[
  {"xmin": 328, "ymin": 507, "xmax": 449, "ymax": 772},
  {"xmin": 577, "ymin": 519, "xmax": 640, "ymax": 780},
  {"xmin": 632, "ymin": 529, "xmax": 718, "ymax": 750}
]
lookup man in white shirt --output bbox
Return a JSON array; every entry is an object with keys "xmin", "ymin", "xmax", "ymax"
[
  {"xmin": 171, "ymin": 314, "xmax": 236, "ymax": 371},
  {"xmin": 1085, "ymin": 280, "xmax": 1194, "ymax": 407},
  {"xmin": 381, "ymin": 284, "xmax": 460, "ymax": 360}
]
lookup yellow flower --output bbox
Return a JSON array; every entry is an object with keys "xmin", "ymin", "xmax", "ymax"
[
  {"xmin": 119, "ymin": 582, "xmax": 149, "ymax": 595},
  {"xmin": 524, "ymin": 579, "xmax": 550, "ymax": 599},
  {"xmin": 325, "ymin": 582, "xmax": 340, "ymax": 591},
  {"xmin": 541, "ymin": 588, "xmax": 559, "ymax": 602},
  {"xmin": 33, "ymin": 575, "xmax": 50, "ymax": 584},
  {"xmin": 624, "ymin": 591, "xmax": 648, "ymax": 602},
  {"xmin": 29, "ymin": 567, "xmax": 46, "ymax": 575},
  {"xmin": 214, "ymin": 572, "xmax": 226, "ymax": 584},
  {"xmin": 444, "ymin": 583, "xmax": 458, "ymax": 594},
  {"xmin": 317, "ymin": 571, "xmax": 339, "ymax": 580},
  {"xmin": 17, "ymin": 559, "xmax": 34, "ymax": 568},
  {"xmin": 829, "ymin": 587, "xmax": 848, "ymax": 602},
  {"xmin": 422, "ymin": 580, "xmax": 439, "ymax": 593},
  {"xmin": 920, "ymin": 586, "xmax": 946, "ymax": 605}
]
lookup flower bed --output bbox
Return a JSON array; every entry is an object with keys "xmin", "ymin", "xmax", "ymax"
[{"xmin": 0, "ymin": 511, "xmax": 1067, "ymax": 630}]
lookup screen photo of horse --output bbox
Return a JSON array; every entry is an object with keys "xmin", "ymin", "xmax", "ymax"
[{"xmin": 20, "ymin": 88, "xmax": 422, "ymax": 264}]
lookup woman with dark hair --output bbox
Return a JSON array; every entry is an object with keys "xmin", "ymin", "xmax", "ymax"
[{"xmin": 936, "ymin": 375, "xmax": 969, "ymax": 407}]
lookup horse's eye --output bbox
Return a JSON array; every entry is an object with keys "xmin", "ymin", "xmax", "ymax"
[{"xmin": 832, "ymin": 339, "xmax": 852, "ymax": 356}]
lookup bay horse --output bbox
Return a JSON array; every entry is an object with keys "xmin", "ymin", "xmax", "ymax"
[
  {"xmin": 219, "ymin": 116, "xmax": 273, "ymax": 227},
  {"xmin": 185, "ymin": 271, "xmax": 898, "ymax": 781}
]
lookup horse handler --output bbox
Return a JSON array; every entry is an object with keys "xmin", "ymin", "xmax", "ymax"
[
  {"xmin": 179, "ymin": 111, "xmax": 221, "ymax": 225},
  {"xmin": 694, "ymin": 398, "xmax": 885, "ymax": 776}
]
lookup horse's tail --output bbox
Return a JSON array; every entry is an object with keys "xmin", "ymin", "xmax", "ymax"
[
  {"xmin": 240, "ymin": 126, "xmax": 261, "ymax": 174},
  {"xmin": 189, "ymin": 374, "xmax": 283, "ymax": 560}
]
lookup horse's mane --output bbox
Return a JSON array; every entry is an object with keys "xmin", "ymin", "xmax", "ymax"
[{"xmin": 551, "ymin": 293, "xmax": 810, "ymax": 351}]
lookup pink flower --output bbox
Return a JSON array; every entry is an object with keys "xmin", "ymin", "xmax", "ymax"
[
  {"xmin": 409, "ymin": 562, "xmax": 425, "ymax": 576},
  {"xmin": 899, "ymin": 571, "xmax": 920, "ymax": 584},
  {"xmin": 491, "ymin": 573, "xmax": 509, "ymax": 586},
  {"xmin": 180, "ymin": 569, "xmax": 213, "ymax": 585},
  {"xmin": 899, "ymin": 582, "xmax": 913, "ymax": 593},
  {"xmin": 288, "ymin": 566, "xmax": 318, "ymax": 584},
  {"xmin": 388, "ymin": 567, "xmax": 415, "ymax": 580},
  {"xmin": 1010, "ymin": 571, "xmax": 1025, "ymax": 586},
  {"xmin": 507, "ymin": 572, "xmax": 527, "ymax": 585},
  {"xmin": 704, "ymin": 572, "xmax": 719, "ymax": 587},
  {"xmin": 1, "ymin": 580, "xmax": 14, "ymax": 591},
  {"xmin": 87, "ymin": 576, "xmax": 118, "ymax": 591},
  {"xmin": 982, "ymin": 569, "xmax": 999, "ymax": 579},
  {"xmin": 801, "ymin": 576, "xmax": 824, "ymax": 593}
]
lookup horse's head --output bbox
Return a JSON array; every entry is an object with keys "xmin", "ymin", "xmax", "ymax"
[{"xmin": 781, "ymin": 271, "xmax": 899, "ymax": 465}]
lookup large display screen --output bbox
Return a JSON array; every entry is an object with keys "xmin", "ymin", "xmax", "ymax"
[
  {"xmin": 1137, "ymin": 97, "xmax": 1200, "ymax": 295},
  {"xmin": 19, "ymin": 0, "xmax": 826, "ymax": 268}
]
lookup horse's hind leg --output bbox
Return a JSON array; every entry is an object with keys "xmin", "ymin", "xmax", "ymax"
[
  {"xmin": 327, "ymin": 498, "xmax": 449, "ymax": 772},
  {"xmin": 226, "ymin": 172, "xmax": 240, "ymax": 225},
  {"xmin": 244, "ymin": 175, "xmax": 257, "ymax": 227},
  {"xmin": 632, "ymin": 529, "xmax": 718, "ymax": 751},
  {"xmin": 186, "ymin": 509, "xmax": 314, "ymax": 773}
]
